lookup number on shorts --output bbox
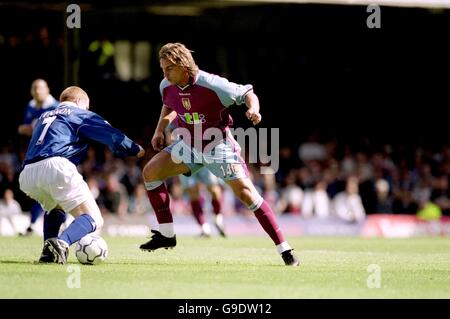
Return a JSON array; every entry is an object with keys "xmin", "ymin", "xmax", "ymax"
[
  {"xmin": 219, "ymin": 164, "xmax": 239, "ymax": 178},
  {"xmin": 36, "ymin": 116, "xmax": 56, "ymax": 145}
]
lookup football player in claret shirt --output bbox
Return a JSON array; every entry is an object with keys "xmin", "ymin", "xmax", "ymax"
[
  {"xmin": 140, "ymin": 43, "xmax": 299, "ymax": 266},
  {"xmin": 19, "ymin": 86, "xmax": 145, "ymax": 264}
]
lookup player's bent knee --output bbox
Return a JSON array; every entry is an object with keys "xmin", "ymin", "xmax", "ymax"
[
  {"xmin": 70, "ymin": 198, "xmax": 104, "ymax": 230},
  {"xmin": 92, "ymin": 213, "xmax": 104, "ymax": 230},
  {"xmin": 142, "ymin": 162, "xmax": 161, "ymax": 182}
]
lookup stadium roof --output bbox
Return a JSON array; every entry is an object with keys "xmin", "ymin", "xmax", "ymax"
[
  {"xmin": 221, "ymin": 0, "xmax": 450, "ymax": 9},
  {"xmin": 1, "ymin": 0, "xmax": 449, "ymax": 16}
]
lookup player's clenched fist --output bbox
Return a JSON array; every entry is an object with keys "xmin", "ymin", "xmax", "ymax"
[
  {"xmin": 245, "ymin": 109, "xmax": 262, "ymax": 125},
  {"xmin": 152, "ymin": 131, "xmax": 165, "ymax": 151}
]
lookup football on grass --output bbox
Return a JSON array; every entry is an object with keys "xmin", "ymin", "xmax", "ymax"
[{"xmin": 75, "ymin": 234, "xmax": 108, "ymax": 265}]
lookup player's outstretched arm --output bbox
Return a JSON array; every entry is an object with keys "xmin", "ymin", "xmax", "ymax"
[
  {"xmin": 244, "ymin": 91, "xmax": 262, "ymax": 125},
  {"xmin": 78, "ymin": 114, "xmax": 143, "ymax": 158}
]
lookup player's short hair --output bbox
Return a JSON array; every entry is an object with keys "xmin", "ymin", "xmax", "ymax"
[
  {"xmin": 159, "ymin": 43, "xmax": 199, "ymax": 78},
  {"xmin": 59, "ymin": 86, "xmax": 89, "ymax": 103}
]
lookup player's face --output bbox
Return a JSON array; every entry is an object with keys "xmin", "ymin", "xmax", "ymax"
[
  {"xmin": 160, "ymin": 58, "xmax": 189, "ymax": 86},
  {"xmin": 31, "ymin": 80, "xmax": 50, "ymax": 104}
]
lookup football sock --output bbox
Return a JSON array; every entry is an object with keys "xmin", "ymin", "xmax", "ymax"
[
  {"xmin": 251, "ymin": 199, "xmax": 285, "ymax": 245},
  {"xmin": 159, "ymin": 223, "xmax": 175, "ymax": 238},
  {"xmin": 43, "ymin": 208, "xmax": 67, "ymax": 241},
  {"xmin": 191, "ymin": 199, "xmax": 206, "ymax": 225},
  {"xmin": 215, "ymin": 214, "xmax": 224, "ymax": 227},
  {"xmin": 276, "ymin": 241, "xmax": 293, "ymax": 254},
  {"xmin": 30, "ymin": 201, "xmax": 44, "ymax": 224},
  {"xmin": 201, "ymin": 223, "xmax": 211, "ymax": 235},
  {"xmin": 58, "ymin": 214, "xmax": 96, "ymax": 246},
  {"xmin": 211, "ymin": 198, "xmax": 222, "ymax": 215},
  {"xmin": 145, "ymin": 182, "xmax": 173, "ymax": 224}
]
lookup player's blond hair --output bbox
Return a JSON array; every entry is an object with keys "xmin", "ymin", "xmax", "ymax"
[
  {"xmin": 159, "ymin": 43, "xmax": 199, "ymax": 78},
  {"xmin": 59, "ymin": 86, "xmax": 89, "ymax": 103}
]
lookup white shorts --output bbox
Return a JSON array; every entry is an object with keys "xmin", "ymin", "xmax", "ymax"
[{"xmin": 19, "ymin": 157, "xmax": 93, "ymax": 213}]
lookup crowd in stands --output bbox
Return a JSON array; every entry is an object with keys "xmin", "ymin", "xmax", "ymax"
[
  {"xmin": 1, "ymin": 24, "xmax": 448, "ymax": 222},
  {"xmin": 2, "ymin": 133, "xmax": 449, "ymax": 222}
]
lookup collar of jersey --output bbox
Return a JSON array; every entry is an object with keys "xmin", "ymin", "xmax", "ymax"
[
  {"xmin": 58, "ymin": 101, "xmax": 88, "ymax": 110},
  {"xmin": 176, "ymin": 71, "xmax": 201, "ymax": 90}
]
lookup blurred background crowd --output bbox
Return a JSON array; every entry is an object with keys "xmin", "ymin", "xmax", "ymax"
[{"xmin": 1, "ymin": 1, "xmax": 449, "ymax": 223}]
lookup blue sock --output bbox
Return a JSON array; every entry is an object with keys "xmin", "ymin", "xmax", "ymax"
[
  {"xmin": 58, "ymin": 214, "xmax": 96, "ymax": 246},
  {"xmin": 43, "ymin": 209, "xmax": 67, "ymax": 241},
  {"xmin": 30, "ymin": 201, "xmax": 44, "ymax": 224}
]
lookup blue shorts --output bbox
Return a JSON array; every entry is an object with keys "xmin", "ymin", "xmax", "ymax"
[{"xmin": 164, "ymin": 130, "xmax": 249, "ymax": 181}]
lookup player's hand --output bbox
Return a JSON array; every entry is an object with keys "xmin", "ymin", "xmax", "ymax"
[
  {"xmin": 18, "ymin": 124, "xmax": 33, "ymax": 136},
  {"xmin": 136, "ymin": 145, "xmax": 145, "ymax": 158},
  {"xmin": 151, "ymin": 131, "xmax": 165, "ymax": 151},
  {"xmin": 245, "ymin": 109, "xmax": 262, "ymax": 125}
]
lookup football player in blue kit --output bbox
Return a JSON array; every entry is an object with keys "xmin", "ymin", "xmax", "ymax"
[
  {"xmin": 19, "ymin": 86, "xmax": 145, "ymax": 264},
  {"xmin": 18, "ymin": 79, "xmax": 60, "ymax": 236}
]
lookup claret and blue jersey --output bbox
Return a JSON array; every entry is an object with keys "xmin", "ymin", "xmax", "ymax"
[
  {"xmin": 160, "ymin": 70, "xmax": 253, "ymax": 140},
  {"xmin": 24, "ymin": 103, "xmax": 141, "ymax": 166}
]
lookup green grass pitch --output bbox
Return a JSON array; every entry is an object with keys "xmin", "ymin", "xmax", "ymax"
[{"xmin": 0, "ymin": 235, "xmax": 449, "ymax": 298}]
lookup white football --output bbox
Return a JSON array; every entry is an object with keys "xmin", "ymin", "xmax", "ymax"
[{"xmin": 75, "ymin": 234, "xmax": 108, "ymax": 265}]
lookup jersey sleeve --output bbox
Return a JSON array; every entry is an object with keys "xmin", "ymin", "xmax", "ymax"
[
  {"xmin": 199, "ymin": 73, "xmax": 253, "ymax": 107},
  {"xmin": 77, "ymin": 113, "xmax": 141, "ymax": 158},
  {"xmin": 159, "ymin": 78, "xmax": 172, "ymax": 109}
]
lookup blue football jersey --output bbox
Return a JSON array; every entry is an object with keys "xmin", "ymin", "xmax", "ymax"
[
  {"xmin": 24, "ymin": 103, "xmax": 141, "ymax": 166},
  {"xmin": 23, "ymin": 95, "xmax": 60, "ymax": 125}
]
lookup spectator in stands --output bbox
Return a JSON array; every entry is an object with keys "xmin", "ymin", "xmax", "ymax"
[
  {"xmin": 129, "ymin": 184, "xmax": 153, "ymax": 215},
  {"xmin": 374, "ymin": 179, "xmax": 394, "ymax": 214},
  {"xmin": 332, "ymin": 176, "xmax": 366, "ymax": 223},
  {"xmin": 0, "ymin": 189, "xmax": 23, "ymax": 236},
  {"xmin": 278, "ymin": 171, "xmax": 303, "ymax": 214},
  {"xmin": 98, "ymin": 173, "xmax": 129, "ymax": 218},
  {"xmin": 392, "ymin": 188, "xmax": 418, "ymax": 214},
  {"xmin": 302, "ymin": 179, "xmax": 330, "ymax": 219},
  {"xmin": 298, "ymin": 131, "xmax": 326, "ymax": 163},
  {"xmin": 431, "ymin": 174, "xmax": 450, "ymax": 216},
  {"xmin": 0, "ymin": 189, "xmax": 22, "ymax": 216}
]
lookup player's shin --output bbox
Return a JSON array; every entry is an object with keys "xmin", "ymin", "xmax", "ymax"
[
  {"xmin": 43, "ymin": 208, "xmax": 67, "ymax": 241},
  {"xmin": 144, "ymin": 181, "xmax": 174, "ymax": 237},
  {"xmin": 191, "ymin": 199, "xmax": 206, "ymax": 225},
  {"xmin": 211, "ymin": 197, "xmax": 222, "ymax": 215},
  {"xmin": 249, "ymin": 197, "xmax": 292, "ymax": 253},
  {"xmin": 58, "ymin": 214, "xmax": 96, "ymax": 246}
]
